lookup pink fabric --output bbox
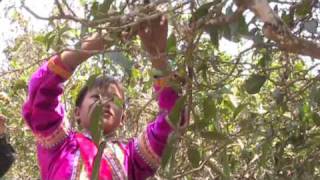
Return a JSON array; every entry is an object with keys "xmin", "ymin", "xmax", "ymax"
[
  {"xmin": 76, "ymin": 133, "xmax": 112, "ymax": 180},
  {"xmin": 154, "ymin": 86, "xmax": 179, "ymax": 112},
  {"xmin": 22, "ymin": 57, "xmax": 182, "ymax": 180}
]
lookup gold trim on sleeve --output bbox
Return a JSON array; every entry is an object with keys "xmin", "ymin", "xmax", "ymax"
[
  {"xmin": 47, "ymin": 57, "xmax": 72, "ymax": 79},
  {"xmin": 136, "ymin": 130, "xmax": 161, "ymax": 169}
]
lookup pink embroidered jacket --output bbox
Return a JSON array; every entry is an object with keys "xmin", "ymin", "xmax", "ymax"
[{"xmin": 22, "ymin": 55, "xmax": 186, "ymax": 180}]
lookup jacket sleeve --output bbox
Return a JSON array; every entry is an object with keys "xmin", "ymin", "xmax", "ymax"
[
  {"xmin": 22, "ymin": 55, "xmax": 72, "ymax": 148},
  {"xmin": 124, "ymin": 76, "xmax": 187, "ymax": 180}
]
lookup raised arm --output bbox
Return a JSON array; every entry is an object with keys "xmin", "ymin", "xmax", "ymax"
[
  {"xmin": 22, "ymin": 34, "xmax": 105, "ymax": 148},
  {"xmin": 123, "ymin": 16, "xmax": 187, "ymax": 180}
]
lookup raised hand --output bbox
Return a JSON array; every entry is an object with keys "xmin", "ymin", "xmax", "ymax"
[
  {"xmin": 138, "ymin": 15, "xmax": 168, "ymax": 69},
  {"xmin": 80, "ymin": 33, "xmax": 106, "ymax": 56},
  {"xmin": 61, "ymin": 33, "xmax": 106, "ymax": 71}
]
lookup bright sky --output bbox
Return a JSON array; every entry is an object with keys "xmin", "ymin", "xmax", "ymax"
[{"xmin": 0, "ymin": 0, "xmax": 55, "ymax": 70}]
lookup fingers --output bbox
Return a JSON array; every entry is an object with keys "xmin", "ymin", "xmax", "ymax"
[
  {"xmin": 82, "ymin": 33, "xmax": 104, "ymax": 44},
  {"xmin": 80, "ymin": 32, "xmax": 107, "ymax": 56},
  {"xmin": 160, "ymin": 15, "xmax": 168, "ymax": 26},
  {"xmin": 138, "ymin": 15, "xmax": 167, "ymax": 37},
  {"xmin": 138, "ymin": 21, "xmax": 149, "ymax": 38}
]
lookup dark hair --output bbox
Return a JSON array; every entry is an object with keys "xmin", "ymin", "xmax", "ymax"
[{"xmin": 75, "ymin": 76, "xmax": 123, "ymax": 107}]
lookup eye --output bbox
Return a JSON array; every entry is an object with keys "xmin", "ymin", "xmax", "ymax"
[{"xmin": 91, "ymin": 94, "xmax": 100, "ymax": 100}]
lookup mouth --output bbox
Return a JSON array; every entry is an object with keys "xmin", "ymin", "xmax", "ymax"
[{"xmin": 104, "ymin": 110, "xmax": 113, "ymax": 118}]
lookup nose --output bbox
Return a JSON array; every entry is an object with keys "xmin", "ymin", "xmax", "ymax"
[{"xmin": 103, "ymin": 102, "xmax": 111, "ymax": 111}]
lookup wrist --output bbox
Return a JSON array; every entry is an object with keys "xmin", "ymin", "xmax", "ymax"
[
  {"xmin": 149, "ymin": 54, "xmax": 169, "ymax": 70},
  {"xmin": 60, "ymin": 50, "xmax": 90, "ymax": 70}
]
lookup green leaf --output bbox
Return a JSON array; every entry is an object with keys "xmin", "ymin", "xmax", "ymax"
[
  {"xmin": 113, "ymin": 96, "xmax": 124, "ymax": 109},
  {"xmin": 168, "ymin": 96, "xmax": 186, "ymax": 128},
  {"xmin": 203, "ymin": 97, "xmax": 216, "ymax": 122},
  {"xmin": 298, "ymin": 102, "xmax": 310, "ymax": 122},
  {"xmin": 89, "ymin": 103, "xmax": 103, "ymax": 146},
  {"xmin": 86, "ymin": 74, "xmax": 99, "ymax": 89},
  {"xmin": 311, "ymin": 112, "xmax": 320, "ymax": 126},
  {"xmin": 221, "ymin": 149, "xmax": 231, "ymax": 180},
  {"xmin": 310, "ymin": 85, "xmax": 320, "ymax": 106},
  {"xmin": 102, "ymin": 0, "xmax": 113, "ymax": 14},
  {"xmin": 79, "ymin": 0, "xmax": 88, "ymax": 6},
  {"xmin": 206, "ymin": 26, "xmax": 219, "ymax": 47},
  {"xmin": 201, "ymin": 131, "xmax": 231, "ymax": 143},
  {"xmin": 45, "ymin": 32, "xmax": 56, "ymax": 51},
  {"xmin": 258, "ymin": 140, "xmax": 272, "ymax": 167},
  {"xmin": 257, "ymin": 49, "xmax": 271, "ymax": 68},
  {"xmin": 92, "ymin": 0, "xmax": 113, "ymax": 20},
  {"xmin": 191, "ymin": 2, "xmax": 216, "ymax": 22},
  {"xmin": 13, "ymin": 79, "xmax": 27, "ymax": 91},
  {"xmin": 223, "ymin": 96, "xmax": 235, "ymax": 111},
  {"xmin": 161, "ymin": 133, "xmax": 178, "ymax": 168},
  {"xmin": 166, "ymin": 33, "xmax": 177, "ymax": 55},
  {"xmin": 238, "ymin": 15, "xmax": 249, "ymax": 35},
  {"xmin": 281, "ymin": 11, "xmax": 292, "ymax": 25},
  {"xmin": 244, "ymin": 74, "xmax": 267, "ymax": 94},
  {"xmin": 91, "ymin": 1, "xmax": 99, "ymax": 17},
  {"xmin": 34, "ymin": 31, "xmax": 56, "ymax": 51},
  {"xmin": 34, "ymin": 35, "xmax": 46, "ymax": 45},
  {"xmin": 187, "ymin": 147, "xmax": 201, "ymax": 167},
  {"xmin": 91, "ymin": 141, "xmax": 106, "ymax": 180},
  {"xmin": 273, "ymin": 88, "xmax": 284, "ymax": 105},
  {"xmin": 107, "ymin": 52, "xmax": 133, "ymax": 73},
  {"xmin": 221, "ymin": 24, "xmax": 232, "ymax": 41},
  {"xmin": 233, "ymin": 103, "xmax": 247, "ymax": 119},
  {"xmin": 296, "ymin": 0, "xmax": 312, "ymax": 17},
  {"xmin": 226, "ymin": 5, "xmax": 248, "ymax": 42}
]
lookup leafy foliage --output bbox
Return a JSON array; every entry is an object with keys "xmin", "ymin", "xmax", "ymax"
[{"xmin": 1, "ymin": 0, "xmax": 320, "ymax": 179}]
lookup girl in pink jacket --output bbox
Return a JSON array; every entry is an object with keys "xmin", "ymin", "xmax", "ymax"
[{"xmin": 22, "ymin": 17, "xmax": 186, "ymax": 180}]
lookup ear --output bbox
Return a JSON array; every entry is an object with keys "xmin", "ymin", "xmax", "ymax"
[
  {"xmin": 74, "ymin": 106, "xmax": 81, "ymax": 124},
  {"xmin": 120, "ymin": 110, "xmax": 127, "ymax": 126}
]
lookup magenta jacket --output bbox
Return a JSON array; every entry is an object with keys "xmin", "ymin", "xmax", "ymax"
[{"xmin": 22, "ymin": 55, "xmax": 186, "ymax": 180}]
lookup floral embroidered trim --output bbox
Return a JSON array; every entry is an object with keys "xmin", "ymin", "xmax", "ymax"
[
  {"xmin": 104, "ymin": 142, "xmax": 127, "ymax": 180},
  {"xmin": 47, "ymin": 55, "xmax": 72, "ymax": 79},
  {"xmin": 111, "ymin": 142, "xmax": 127, "ymax": 178},
  {"xmin": 114, "ymin": 142, "xmax": 126, "ymax": 170},
  {"xmin": 154, "ymin": 78, "xmax": 169, "ymax": 88},
  {"xmin": 35, "ymin": 125, "xmax": 68, "ymax": 148},
  {"xmin": 136, "ymin": 130, "xmax": 161, "ymax": 170},
  {"xmin": 153, "ymin": 71, "xmax": 185, "ymax": 89}
]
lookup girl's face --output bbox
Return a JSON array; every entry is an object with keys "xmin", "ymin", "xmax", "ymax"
[{"xmin": 75, "ymin": 83, "xmax": 125, "ymax": 135}]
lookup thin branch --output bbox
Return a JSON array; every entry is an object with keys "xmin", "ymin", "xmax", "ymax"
[
  {"xmin": 172, "ymin": 142, "xmax": 229, "ymax": 179},
  {"xmin": 172, "ymin": 158, "xmax": 210, "ymax": 179},
  {"xmin": 133, "ymin": 95, "xmax": 156, "ymax": 135},
  {"xmin": 23, "ymin": 0, "xmax": 189, "ymax": 33},
  {"xmin": 23, "ymin": 4, "xmax": 89, "ymax": 24},
  {"xmin": 55, "ymin": 0, "xmax": 65, "ymax": 16},
  {"xmin": 61, "ymin": 0, "xmax": 77, "ymax": 17},
  {"xmin": 0, "ymin": 59, "xmax": 45, "ymax": 77}
]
